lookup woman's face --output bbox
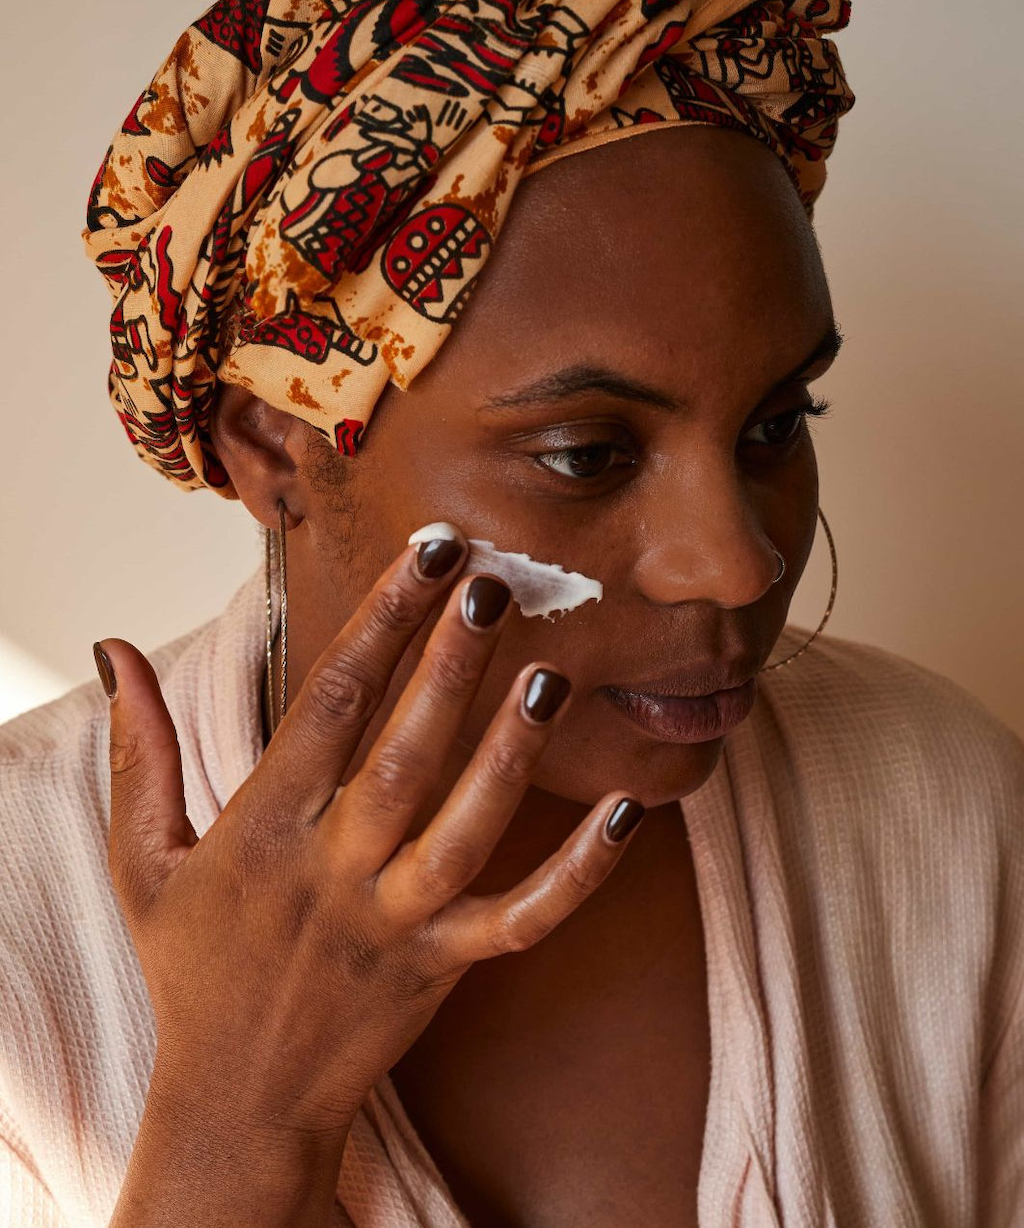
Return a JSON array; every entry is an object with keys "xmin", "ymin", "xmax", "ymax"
[{"xmin": 224, "ymin": 125, "xmax": 841, "ymax": 811}]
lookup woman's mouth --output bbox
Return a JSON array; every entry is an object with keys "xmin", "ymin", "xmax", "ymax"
[{"xmin": 600, "ymin": 677, "xmax": 758, "ymax": 743}]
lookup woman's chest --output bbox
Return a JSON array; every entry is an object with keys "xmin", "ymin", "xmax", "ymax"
[{"xmin": 390, "ymin": 828, "xmax": 710, "ymax": 1226}]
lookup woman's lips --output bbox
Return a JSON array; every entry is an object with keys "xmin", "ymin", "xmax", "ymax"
[{"xmin": 600, "ymin": 677, "xmax": 758, "ymax": 743}]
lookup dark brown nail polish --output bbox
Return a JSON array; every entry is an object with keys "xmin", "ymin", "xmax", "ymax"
[
  {"xmin": 463, "ymin": 576, "xmax": 511, "ymax": 628},
  {"xmin": 93, "ymin": 642, "xmax": 117, "ymax": 700},
  {"xmin": 605, "ymin": 798, "xmax": 645, "ymax": 843},
  {"xmin": 522, "ymin": 668, "xmax": 571, "ymax": 723},
  {"xmin": 416, "ymin": 537, "xmax": 464, "ymax": 580}
]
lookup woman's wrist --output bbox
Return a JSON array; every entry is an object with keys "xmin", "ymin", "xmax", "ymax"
[
  {"xmin": 107, "ymin": 1056, "xmax": 356, "ymax": 1228},
  {"xmin": 146, "ymin": 1044, "xmax": 364, "ymax": 1146}
]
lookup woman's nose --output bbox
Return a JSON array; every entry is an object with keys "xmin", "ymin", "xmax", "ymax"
[{"xmin": 631, "ymin": 477, "xmax": 781, "ymax": 609}]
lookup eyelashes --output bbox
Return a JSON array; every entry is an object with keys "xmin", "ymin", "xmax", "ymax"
[
  {"xmin": 802, "ymin": 395, "xmax": 833, "ymax": 421},
  {"xmin": 747, "ymin": 395, "xmax": 832, "ymax": 447},
  {"xmin": 535, "ymin": 397, "xmax": 834, "ymax": 482}
]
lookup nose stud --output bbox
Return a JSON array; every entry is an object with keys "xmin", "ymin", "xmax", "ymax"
[{"xmin": 770, "ymin": 547, "xmax": 786, "ymax": 585}]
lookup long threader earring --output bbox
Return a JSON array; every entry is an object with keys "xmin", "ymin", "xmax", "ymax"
[{"xmin": 264, "ymin": 498, "xmax": 288, "ymax": 738}]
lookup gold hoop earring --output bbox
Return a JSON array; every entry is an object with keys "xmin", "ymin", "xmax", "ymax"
[
  {"xmin": 758, "ymin": 505, "xmax": 837, "ymax": 672},
  {"xmin": 264, "ymin": 498, "xmax": 288, "ymax": 737}
]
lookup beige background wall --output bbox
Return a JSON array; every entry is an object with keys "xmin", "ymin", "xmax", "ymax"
[{"xmin": 2, "ymin": 0, "xmax": 1021, "ymax": 734}]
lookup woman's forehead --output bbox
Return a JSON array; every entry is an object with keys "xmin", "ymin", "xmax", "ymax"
[{"xmin": 415, "ymin": 128, "xmax": 829, "ymax": 395}]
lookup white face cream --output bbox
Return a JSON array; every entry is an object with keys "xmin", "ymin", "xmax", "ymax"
[{"xmin": 407, "ymin": 522, "xmax": 603, "ymax": 621}]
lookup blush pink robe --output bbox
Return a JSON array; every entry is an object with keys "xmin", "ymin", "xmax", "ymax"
[{"xmin": 1, "ymin": 566, "xmax": 1021, "ymax": 1226}]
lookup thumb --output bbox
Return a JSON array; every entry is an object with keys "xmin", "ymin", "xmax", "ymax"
[{"xmin": 94, "ymin": 639, "xmax": 197, "ymax": 919}]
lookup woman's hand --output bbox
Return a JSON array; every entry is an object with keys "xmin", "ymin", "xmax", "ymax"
[{"xmin": 96, "ymin": 525, "xmax": 645, "ymax": 1148}]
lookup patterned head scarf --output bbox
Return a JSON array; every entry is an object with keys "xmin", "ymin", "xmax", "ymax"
[{"xmin": 82, "ymin": 0, "xmax": 854, "ymax": 493}]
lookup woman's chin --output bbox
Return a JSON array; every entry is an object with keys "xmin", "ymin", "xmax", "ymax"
[{"xmin": 533, "ymin": 731, "xmax": 725, "ymax": 810}]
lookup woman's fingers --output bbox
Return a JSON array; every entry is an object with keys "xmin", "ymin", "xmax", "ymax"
[
  {"xmin": 371, "ymin": 659, "xmax": 572, "ymax": 924},
  {"xmin": 323, "ymin": 572, "xmax": 514, "ymax": 875},
  {"xmin": 98, "ymin": 638, "xmax": 198, "ymax": 922},
  {"xmin": 435, "ymin": 793, "xmax": 646, "ymax": 967},
  {"xmin": 261, "ymin": 526, "xmax": 469, "ymax": 821}
]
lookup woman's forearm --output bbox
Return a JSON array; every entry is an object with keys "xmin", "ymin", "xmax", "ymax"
[{"xmin": 107, "ymin": 1061, "xmax": 353, "ymax": 1228}]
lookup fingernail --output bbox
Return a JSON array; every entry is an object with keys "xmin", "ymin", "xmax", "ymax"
[
  {"xmin": 93, "ymin": 642, "xmax": 117, "ymax": 700},
  {"xmin": 605, "ymin": 798, "xmax": 645, "ymax": 843},
  {"xmin": 462, "ymin": 576, "xmax": 511, "ymax": 628},
  {"xmin": 521, "ymin": 667, "xmax": 571, "ymax": 723},
  {"xmin": 416, "ymin": 537, "xmax": 464, "ymax": 580}
]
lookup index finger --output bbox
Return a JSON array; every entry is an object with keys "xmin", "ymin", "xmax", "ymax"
[{"xmin": 260, "ymin": 523, "xmax": 469, "ymax": 820}]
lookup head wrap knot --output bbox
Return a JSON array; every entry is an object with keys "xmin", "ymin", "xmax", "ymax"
[{"xmin": 82, "ymin": 0, "xmax": 854, "ymax": 491}]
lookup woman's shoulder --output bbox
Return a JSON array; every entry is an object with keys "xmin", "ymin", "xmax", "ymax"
[
  {"xmin": 0, "ymin": 623, "xmax": 212, "ymax": 884},
  {"xmin": 0, "ymin": 622, "xmax": 222, "ymax": 1096},
  {"xmin": 761, "ymin": 623, "xmax": 1024, "ymax": 823},
  {"xmin": 0, "ymin": 675, "xmax": 107, "ymax": 772},
  {"xmin": 0, "ymin": 678, "xmax": 117, "ymax": 903},
  {"xmin": 0, "ymin": 567, "xmax": 263, "ymax": 784},
  {"xmin": 0, "ymin": 626, "xmax": 195, "ymax": 770},
  {"xmin": 746, "ymin": 630, "xmax": 1024, "ymax": 1124}
]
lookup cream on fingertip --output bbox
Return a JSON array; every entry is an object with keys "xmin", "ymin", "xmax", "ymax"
[{"xmin": 408, "ymin": 522, "xmax": 461, "ymax": 546}]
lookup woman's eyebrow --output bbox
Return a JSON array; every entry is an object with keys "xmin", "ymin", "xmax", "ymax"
[{"xmin": 477, "ymin": 320, "xmax": 844, "ymax": 416}]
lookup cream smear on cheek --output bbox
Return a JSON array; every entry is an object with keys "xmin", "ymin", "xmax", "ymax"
[{"xmin": 407, "ymin": 522, "xmax": 603, "ymax": 621}]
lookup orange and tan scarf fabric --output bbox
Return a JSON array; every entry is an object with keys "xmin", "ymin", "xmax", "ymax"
[{"xmin": 82, "ymin": 0, "xmax": 855, "ymax": 493}]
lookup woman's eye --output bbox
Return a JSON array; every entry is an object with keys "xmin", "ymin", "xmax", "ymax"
[
  {"xmin": 743, "ymin": 397, "xmax": 832, "ymax": 449},
  {"xmin": 535, "ymin": 442, "xmax": 632, "ymax": 480},
  {"xmin": 744, "ymin": 410, "xmax": 805, "ymax": 447},
  {"xmin": 532, "ymin": 398, "xmax": 832, "ymax": 480}
]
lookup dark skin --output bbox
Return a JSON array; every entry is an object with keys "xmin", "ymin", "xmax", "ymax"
[{"xmin": 208, "ymin": 125, "xmax": 839, "ymax": 1226}]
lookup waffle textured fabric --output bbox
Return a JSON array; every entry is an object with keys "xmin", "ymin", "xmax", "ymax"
[
  {"xmin": 1, "ymin": 573, "xmax": 1022, "ymax": 1224},
  {"xmin": 81, "ymin": 0, "xmax": 854, "ymax": 492}
]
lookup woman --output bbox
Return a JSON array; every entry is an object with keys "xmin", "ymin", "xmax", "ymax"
[{"xmin": 1, "ymin": 0, "xmax": 1021, "ymax": 1225}]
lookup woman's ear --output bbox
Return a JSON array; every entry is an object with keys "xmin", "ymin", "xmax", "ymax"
[{"xmin": 208, "ymin": 382, "xmax": 305, "ymax": 529}]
